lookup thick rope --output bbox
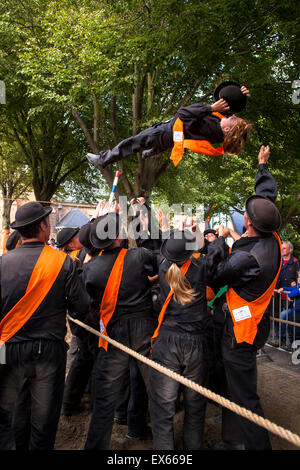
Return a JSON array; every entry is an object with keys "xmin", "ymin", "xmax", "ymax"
[
  {"xmin": 270, "ymin": 317, "xmax": 300, "ymax": 328},
  {"xmin": 68, "ymin": 316, "xmax": 300, "ymax": 448}
]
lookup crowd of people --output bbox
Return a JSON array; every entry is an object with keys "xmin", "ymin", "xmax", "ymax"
[
  {"xmin": 0, "ymin": 143, "xmax": 290, "ymax": 452},
  {"xmin": 272, "ymin": 241, "xmax": 300, "ymax": 347}
]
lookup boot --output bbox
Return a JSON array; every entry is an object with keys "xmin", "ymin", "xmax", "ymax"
[
  {"xmin": 141, "ymin": 148, "xmax": 158, "ymax": 160},
  {"xmin": 86, "ymin": 152, "xmax": 106, "ymax": 169},
  {"xmin": 208, "ymin": 439, "xmax": 245, "ymax": 450}
]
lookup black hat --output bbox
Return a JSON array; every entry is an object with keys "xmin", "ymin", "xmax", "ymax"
[
  {"xmin": 78, "ymin": 222, "xmax": 93, "ymax": 251},
  {"xmin": 213, "ymin": 80, "xmax": 247, "ymax": 113},
  {"xmin": 5, "ymin": 230, "xmax": 21, "ymax": 251},
  {"xmin": 90, "ymin": 213, "xmax": 121, "ymax": 250},
  {"xmin": 56, "ymin": 227, "xmax": 80, "ymax": 248},
  {"xmin": 160, "ymin": 229, "xmax": 196, "ymax": 263},
  {"xmin": 204, "ymin": 228, "xmax": 218, "ymax": 237},
  {"xmin": 10, "ymin": 202, "xmax": 52, "ymax": 229},
  {"xmin": 245, "ymin": 195, "xmax": 281, "ymax": 233}
]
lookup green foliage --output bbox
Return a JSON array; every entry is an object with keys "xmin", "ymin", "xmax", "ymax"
[{"xmin": 0, "ymin": 0, "xmax": 299, "ymax": 231}]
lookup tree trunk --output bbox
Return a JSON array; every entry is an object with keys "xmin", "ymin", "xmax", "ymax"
[{"xmin": 2, "ymin": 198, "xmax": 13, "ymax": 229}]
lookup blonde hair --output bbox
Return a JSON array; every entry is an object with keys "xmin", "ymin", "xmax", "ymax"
[
  {"xmin": 165, "ymin": 262, "xmax": 197, "ymax": 306},
  {"xmin": 223, "ymin": 117, "xmax": 252, "ymax": 155}
]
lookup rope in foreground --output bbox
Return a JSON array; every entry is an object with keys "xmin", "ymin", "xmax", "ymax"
[
  {"xmin": 68, "ymin": 316, "xmax": 300, "ymax": 449},
  {"xmin": 270, "ymin": 317, "xmax": 300, "ymax": 328}
]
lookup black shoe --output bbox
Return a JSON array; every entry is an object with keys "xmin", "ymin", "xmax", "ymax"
[
  {"xmin": 208, "ymin": 439, "xmax": 245, "ymax": 450},
  {"xmin": 114, "ymin": 416, "xmax": 127, "ymax": 425},
  {"xmin": 125, "ymin": 427, "xmax": 153, "ymax": 441},
  {"xmin": 86, "ymin": 152, "xmax": 106, "ymax": 169},
  {"xmin": 141, "ymin": 148, "xmax": 158, "ymax": 160}
]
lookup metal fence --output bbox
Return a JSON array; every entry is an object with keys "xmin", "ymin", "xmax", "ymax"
[{"xmin": 268, "ymin": 289, "xmax": 300, "ymax": 351}]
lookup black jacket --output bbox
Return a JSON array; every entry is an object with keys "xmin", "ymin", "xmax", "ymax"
[
  {"xmin": 175, "ymin": 103, "xmax": 225, "ymax": 144},
  {"xmin": 83, "ymin": 246, "xmax": 158, "ymax": 330},
  {"xmin": 158, "ymin": 255, "xmax": 216, "ymax": 335},
  {"xmin": 0, "ymin": 241, "xmax": 90, "ymax": 343},
  {"xmin": 205, "ymin": 162, "xmax": 281, "ymax": 348},
  {"xmin": 276, "ymin": 256, "xmax": 299, "ymax": 289}
]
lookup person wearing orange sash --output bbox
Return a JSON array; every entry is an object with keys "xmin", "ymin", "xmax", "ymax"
[
  {"xmin": 83, "ymin": 212, "xmax": 159, "ymax": 450},
  {"xmin": 0, "ymin": 202, "xmax": 89, "ymax": 450},
  {"xmin": 149, "ymin": 229, "xmax": 216, "ymax": 450},
  {"xmin": 62, "ymin": 221, "xmax": 100, "ymax": 418},
  {"xmin": 205, "ymin": 145, "xmax": 281, "ymax": 450},
  {"xmin": 86, "ymin": 81, "xmax": 251, "ymax": 169},
  {"xmin": 56, "ymin": 226, "xmax": 85, "ymax": 265}
]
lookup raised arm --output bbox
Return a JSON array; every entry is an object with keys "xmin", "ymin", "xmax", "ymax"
[{"xmin": 254, "ymin": 145, "xmax": 278, "ymax": 202}]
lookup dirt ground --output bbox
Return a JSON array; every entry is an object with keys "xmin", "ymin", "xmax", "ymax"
[{"xmin": 54, "ymin": 345, "xmax": 300, "ymax": 451}]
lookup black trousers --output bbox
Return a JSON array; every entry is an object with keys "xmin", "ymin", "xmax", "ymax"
[
  {"xmin": 149, "ymin": 331, "xmax": 209, "ymax": 450},
  {"xmin": 127, "ymin": 358, "xmax": 149, "ymax": 435},
  {"xmin": 11, "ymin": 379, "xmax": 31, "ymax": 450},
  {"xmin": 100, "ymin": 121, "xmax": 173, "ymax": 166},
  {"xmin": 114, "ymin": 369, "xmax": 130, "ymax": 421},
  {"xmin": 114, "ymin": 358, "xmax": 149, "ymax": 435},
  {"xmin": 220, "ymin": 340, "xmax": 272, "ymax": 450},
  {"xmin": 84, "ymin": 316, "xmax": 156, "ymax": 450},
  {"xmin": 0, "ymin": 339, "xmax": 67, "ymax": 450},
  {"xmin": 62, "ymin": 336, "xmax": 95, "ymax": 413}
]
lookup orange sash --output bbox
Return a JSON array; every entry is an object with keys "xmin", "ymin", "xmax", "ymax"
[
  {"xmin": 206, "ymin": 286, "xmax": 216, "ymax": 303},
  {"xmin": 0, "ymin": 246, "xmax": 67, "ymax": 345},
  {"xmin": 226, "ymin": 232, "xmax": 282, "ymax": 345},
  {"xmin": 2, "ymin": 229, "xmax": 10, "ymax": 254},
  {"xmin": 98, "ymin": 248, "xmax": 128, "ymax": 350},
  {"xmin": 151, "ymin": 259, "xmax": 192, "ymax": 349},
  {"xmin": 69, "ymin": 249, "xmax": 80, "ymax": 261},
  {"xmin": 170, "ymin": 113, "xmax": 225, "ymax": 167}
]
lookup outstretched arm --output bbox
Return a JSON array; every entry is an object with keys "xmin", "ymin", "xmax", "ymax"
[{"xmin": 254, "ymin": 145, "xmax": 278, "ymax": 202}]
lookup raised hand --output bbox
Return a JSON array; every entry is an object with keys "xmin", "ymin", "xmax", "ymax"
[
  {"xmin": 258, "ymin": 145, "xmax": 270, "ymax": 165},
  {"xmin": 241, "ymin": 85, "xmax": 251, "ymax": 97},
  {"xmin": 211, "ymin": 98, "xmax": 230, "ymax": 113}
]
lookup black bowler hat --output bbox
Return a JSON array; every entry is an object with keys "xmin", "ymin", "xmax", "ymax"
[
  {"xmin": 160, "ymin": 229, "xmax": 196, "ymax": 263},
  {"xmin": 6, "ymin": 230, "xmax": 21, "ymax": 251},
  {"xmin": 204, "ymin": 228, "xmax": 218, "ymax": 238},
  {"xmin": 10, "ymin": 202, "xmax": 52, "ymax": 229},
  {"xmin": 90, "ymin": 213, "xmax": 121, "ymax": 250},
  {"xmin": 56, "ymin": 227, "xmax": 80, "ymax": 248},
  {"xmin": 78, "ymin": 222, "xmax": 93, "ymax": 251},
  {"xmin": 245, "ymin": 195, "xmax": 281, "ymax": 233},
  {"xmin": 213, "ymin": 80, "xmax": 247, "ymax": 113}
]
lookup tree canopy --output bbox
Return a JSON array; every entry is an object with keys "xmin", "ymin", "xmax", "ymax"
[{"xmin": 0, "ymin": 0, "xmax": 299, "ymax": 231}]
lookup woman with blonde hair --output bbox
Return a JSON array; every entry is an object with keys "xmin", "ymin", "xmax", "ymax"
[{"xmin": 149, "ymin": 229, "xmax": 212, "ymax": 450}]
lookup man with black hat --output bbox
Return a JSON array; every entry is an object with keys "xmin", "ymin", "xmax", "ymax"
[
  {"xmin": 206, "ymin": 145, "xmax": 282, "ymax": 450},
  {"xmin": 56, "ymin": 226, "xmax": 84, "ymax": 264},
  {"xmin": 0, "ymin": 201, "xmax": 89, "ymax": 450},
  {"xmin": 62, "ymin": 221, "xmax": 99, "ymax": 417},
  {"xmin": 83, "ymin": 211, "xmax": 158, "ymax": 450},
  {"xmin": 86, "ymin": 82, "xmax": 251, "ymax": 169}
]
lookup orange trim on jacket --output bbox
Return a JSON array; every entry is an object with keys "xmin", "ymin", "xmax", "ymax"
[
  {"xmin": 170, "ymin": 113, "xmax": 225, "ymax": 167},
  {"xmin": 151, "ymin": 259, "xmax": 192, "ymax": 349},
  {"xmin": 69, "ymin": 249, "xmax": 80, "ymax": 261},
  {"xmin": 0, "ymin": 246, "xmax": 67, "ymax": 345},
  {"xmin": 192, "ymin": 253, "xmax": 215, "ymax": 302},
  {"xmin": 226, "ymin": 232, "xmax": 282, "ymax": 345},
  {"xmin": 98, "ymin": 248, "xmax": 128, "ymax": 351}
]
